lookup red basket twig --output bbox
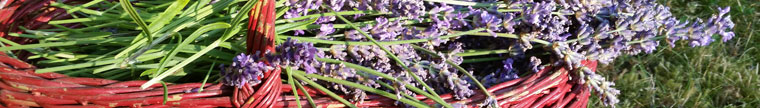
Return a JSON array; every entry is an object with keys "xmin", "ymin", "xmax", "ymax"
[
  {"xmin": 0, "ymin": 0, "xmax": 85, "ymax": 61},
  {"xmin": 0, "ymin": 50, "xmax": 595, "ymax": 108}
]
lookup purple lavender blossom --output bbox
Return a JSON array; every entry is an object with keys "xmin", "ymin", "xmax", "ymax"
[
  {"xmin": 389, "ymin": 0, "xmax": 426, "ymax": 20},
  {"xmin": 528, "ymin": 56, "xmax": 543, "ymax": 72},
  {"xmin": 316, "ymin": 24, "xmax": 335, "ymax": 37},
  {"xmin": 429, "ymin": 3, "xmax": 454, "ymax": 27},
  {"xmin": 270, "ymin": 38, "xmax": 321, "ymax": 74},
  {"xmin": 482, "ymin": 58, "xmax": 519, "ymax": 88},
  {"xmin": 220, "ymin": 53, "xmax": 270, "ymax": 88},
  {"xmin": 521, "ymin": 1, "xmax": 554, "ymax": 27},
  {"xmin": 370, "ymin": 17, "xmax": 404, "ymax": 41},
  {"xmin": 431, "ymin": 62, "xmax": 473, "ymax": 100},
  {"xmin": 265, "ymin": 0, "xmax": 735, "ymax": 106}
]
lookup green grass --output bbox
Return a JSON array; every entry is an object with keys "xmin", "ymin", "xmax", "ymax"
[{"xmin": 591, "ymin": 0, "xmax": 760, "ymax": 107}]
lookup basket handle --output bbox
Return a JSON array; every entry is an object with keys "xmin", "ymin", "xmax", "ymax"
[
  {"xmin": 236, "ymin": 0, "xmax": 280, "ymax": 107},
  {"xmin": 246, "ymin": 0, "xmax": 276, "ymax": 57}
]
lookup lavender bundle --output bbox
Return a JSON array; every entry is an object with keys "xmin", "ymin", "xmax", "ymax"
[{"xmin": 220, "ymin": 0, "xmax": 734, "ymax": 107}]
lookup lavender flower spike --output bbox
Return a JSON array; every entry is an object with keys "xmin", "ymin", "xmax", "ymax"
[
  {"xmin": 220, "ymin": 53, "xmax": 271, "ymax": 88},
  {"xmin": 271, "ymin": 38, "xmax": 321, "ymax": 74},
  {"xmin": 580, "ymin": 67, "xmax": 620, "ymax": 107}
]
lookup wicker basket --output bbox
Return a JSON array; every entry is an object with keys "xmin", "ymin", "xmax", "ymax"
[
  {"xmin": 0, "ymin": 0, "xmax": 86, "ymax": 61},
  {"xmin": 0, "ymin": 0, "xmax": 595, "ymax": 107},
  {"xmin": 0, "ymin": 51, "xmax": 596, "ymax": 107}
]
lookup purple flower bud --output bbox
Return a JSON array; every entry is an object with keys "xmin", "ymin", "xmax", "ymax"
[
  {"xmin": 220, "ymin": 53, "xmax": 270, "ymax": 88},
  {"xmin": 271, "ymin": 38, "xmax": 321, "ymax": 74},
  {"xmin": 316, "ymin": 24, "xmax": 335, "ymax": 37},
  {"xmin": 529, "ymin": 56, "xmax": 543, "ymax": 72}
]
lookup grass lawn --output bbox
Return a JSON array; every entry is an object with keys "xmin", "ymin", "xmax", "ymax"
[{"xmin": 591, "ymin": 0, "xmax": 760, "ymax": 107}]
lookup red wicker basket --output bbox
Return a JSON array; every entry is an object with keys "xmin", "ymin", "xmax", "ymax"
[
  {"xmin": 0, "ymin": 0, "xmax": 86, "ymax": 61},
  {"xmin": 0, "ymin": 0, "xmax": 595, "ymax": 107}
]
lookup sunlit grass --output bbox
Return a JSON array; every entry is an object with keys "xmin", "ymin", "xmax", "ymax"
[{"xmin": 591, "ymin": 0, "xmax": 760, "ymax": 107}]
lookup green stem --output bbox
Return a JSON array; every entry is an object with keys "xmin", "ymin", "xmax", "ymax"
[
  {"xmin": 422, "ymin": 0, "xmax": 508, "ymax": 8},
  {"xmin": 291, "ymin": 69, "xmax": 430, "ymax": 108},
  {"xmin": 285, "ymin": 67, "xmax": 302, "ymax": 108},
  {"xmin": 315, "ymin": 58, "xmax": 445, "ymax": 107},
  {"xmin": 140, "ymin": 0, "xmax": 256, "ymax": 89},
  {"xmin": 161, "ymin": 81, "xmax": 168, "ymax": 105},
  {"xmin": 0, "ymin": 37, "xmax": 134, "ymax": 51},
  {"xmin": 456, "ymin": 49, "xmax": 512, "ymax": 57},
  {"xmin": 294, "ymin": 81, "xmax": 318, "ymax": 108},
  {"xmin": 626, "ymin": 36, "xmax": 667, "ymax": 45},
  {"xmin": 324, "ymin": 5, "xmax": 451, "ymax": 108},
  {"xmin": 120, "ymin": 0, "xmax": 154, "ymax": 43},
  {"xmin": 410, "ymin": 45, "xmax": 495, "ymax": 101},
  {"xmin": 456, "ymin": 29, "xmax": 552, "ymax": 45},
  {"xmin": 198, "ymin": 61, "xmax": 216, "ymax": 93},
  {"xmin": 462, "ymin": 57, "xmax": 508, "ymax": 63},
  {"xmin": 275, "ymin": 10, "xmax": 389, "ymax": 24},
  {"xmin": 290, "ymin": 70, "xmax": 358, "ymax": 108},
  {"xmin": 368, "ymin": 75, "xmax": 425, "ymax": 104},
  {"xmin": 278, "ymin": 28, "xmax": 485, "ymax": 45}
]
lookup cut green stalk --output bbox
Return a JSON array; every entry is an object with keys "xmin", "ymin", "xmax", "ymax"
[
  {"xmin": 0, "ymin": 42, "xmax": 16, "ymax": 59},
  {"xmin": 121, "ymin": 23, "xmax": 193, "ymax": 65},
  {"xmin": 143, "ymin": 34, "xmax": 182, "ymax": 73},
  {"xmin": 154, "ymin": 23, "xmax": 230, "ymax": 77},
  {"xmin": 294, "ymin": 78, "xmax": 318, "ymax": 108},
  {"xmin": 292, "ymin": 69, "xmax": 430, "ymax": 108},
  {"xmin": 140, "ymin": 0, "xmax": 258, "ymax": 89},
  {"xmin": 49, "ymin": 17, "xmax": 115, "ymax": 24},
  {"xmin": 358, "ymin": 72, "xmax": 425, "ymax": 104},
  {"xmin": 275, "ymin": 18, "xmax": 318, "ymax": 34},
  {"xmin": 67, "ymin": 0, "xmax": 107, "ymax": 13},
  {"xmin": 8, "ymin": 33, "xmax": 45, "ymax": 39},
  {"xmin": 274, "ymin": 0, "xmax": 286, "ymax": 7},
  {"xmin": 161, "ymin": 81, "xmax": 169, "ymax": 105},
  {"xmin": 95, "ymin": 60, "xmax": 182, "ymax": 74},
  {"xmin": 35, "ymin": 52, "xmax": 167, "ymax": 73},
  {"xmin": 274, "ymin": 10, "xmax": 388, "ymax": 24},
  {"xmin": 198, "ymin": 61, "xmax": 216, "ymax": 93},
  {"xmin": 443, "ymin": 27, "xmax": 553, "ymax": 45},
  {"xmin": 121, "ymin": 4, "xmax": 234, "ymax": 64},
  {"xmin": 51, "ymin": 3, "xmax": 112, "ymax": 16},
  {"xmin": 279, "ymin": 28, "xmax": 484, "ymax": 45},
  {"xmin": 274, "ymin": 6, "xmax": 290, "ymax": 20},
  {"xmin": 145, "ymin": 1, "xmax": 175, "ymax": 11},
  {"xmin": 324, "ymin": 5, "xmax": 450, "ymax": 107},
  {"xmin": 285, "ymin": 67, "xmax": 301, "ymax": 108},
  {"xmin": 114, "ymin": 0, "xmax": 235, "ymax": 59},
  {"xmin": 0, "ymin": 37, "xmax": 134, "ymax": 51},
  {"xmin": 462, "ymin": 57, "xmax": 508, "ymax": 63},
  {"xmin": 456, "ymin": 49, "xmax": 513, "ymax": 57},
  {"xmin": 315, "ymin": 58, "xmax": 447, "ymax": 107},
  {"xmin": 290, "ymin": 70, "xmax": 358, "ymax": 108},
  {"xmin": 133, "ymin": 0, "xmax": 190, "ymax": 44},
  {"xmin": 120, "ymin": 0, "xmax": 154, "ymax": 43},
  {"xmin": 411, "ymin": 45, "xmax": 495, "ymax": 103},
  {"xmin": 71, "ymin": 21, "xmax": 129, "ymax": 33},
  {"xmin": 423, "ymin": 0, "xmax": 507, "ymax": 8},
  {"xmin": 48, "ymin": 24, "xmax": 81, "ymax": 33},
  {"xmin": 0, "ymin": 37, "xmax": 43, "ymax": 54},
  {"xmin": 87, "ymin": 48, "xmax": 126, "ymax": 62}
]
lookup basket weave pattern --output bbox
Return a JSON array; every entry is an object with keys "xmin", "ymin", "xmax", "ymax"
[
  {"xmin": 0, "ymin": 0, "xmax": 596, "ymax": 107},
  {"xmin": 0, "ymin": 51, "xmax": 597, "ymax": 107},
  {"xmin": 0, "ymin": 0, "xmax": 84, "ymax": 60}
]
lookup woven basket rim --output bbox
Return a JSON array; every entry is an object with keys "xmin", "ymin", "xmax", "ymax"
[{"xmin": 0, "ymin": 0, "xmax": 596, "ymax": 107}]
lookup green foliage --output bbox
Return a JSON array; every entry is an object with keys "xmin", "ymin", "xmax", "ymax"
[
  {"xmin": 590, "ymin": 0, "xmax": 760, "ymax": 107},
  {"xmin": 1, "ymin": 0, "xmax": 249, "ymax": 82},
  {"xmin": 3, "ymin": 0, "xmax": 756, "ymax": 107}
]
